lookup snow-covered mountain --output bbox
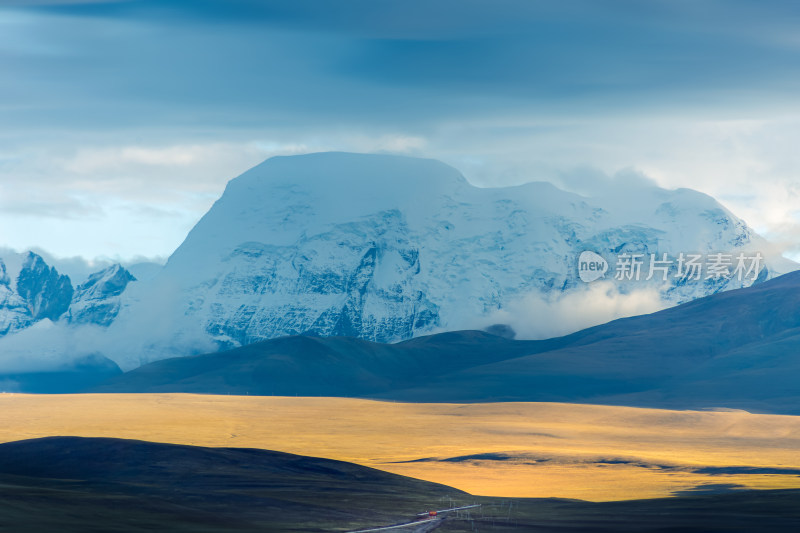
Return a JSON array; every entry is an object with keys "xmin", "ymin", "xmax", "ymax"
[
  {"xmin": 0, "ymin": 252, "xmax": 72, "ymax": 335},
  {"xmin": 0, "ymin": 265, "xmax": 33, "ymax": 337},
  {"xmin": 113, "ymin": 152, "xmax": 795, "ymax": 355},
  {"xmin": 69, "ymin": 264, "xmax": 137, "ymax": 326},
  {"xmin": 0, "ymin": 252, "xmax": 136, "ymax": 335}
]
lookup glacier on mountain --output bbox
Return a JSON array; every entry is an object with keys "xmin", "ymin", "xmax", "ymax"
[{"xmin": 113, "ymin": 152, "xmax": 795, "ymax": 353}]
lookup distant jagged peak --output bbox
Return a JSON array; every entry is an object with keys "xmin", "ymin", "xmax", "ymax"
[
  {"xmin": 15, "ymin": 251, "xmax": 72, "ymax": 322},
  {"xmin": 75, "ymin": 264, "xmax": 137, "ymax": 299}
]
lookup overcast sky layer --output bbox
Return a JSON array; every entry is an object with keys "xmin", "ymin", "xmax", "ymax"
[{"xmin": 2, "ymin": 0, "xmax": 800, "ymax": 264}]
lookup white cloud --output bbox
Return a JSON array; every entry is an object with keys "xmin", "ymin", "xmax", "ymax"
[
  {"xmin": 0, "ymin": 139, "xmax": 309, "ymax": 260},
  {"xmin": 475, "ymin": 282, "xmax": 668, "ymax": 340},
  {"xmin": 371, "ymin": 135, "xmax": 427, "ymax": 153},
  {"xmin": 0, "ymin": 318, "xmax": 211, "ymax": 374},
  {"xmin": 0, "ymin": 272, "xmax": 216, "ymax": 373},
  {"xmin": 0, "ymin": 319, "xmax": 104, "ymax": 373},
  {"xmin": 62, "ymin": 143, "xmax": 283, "ymax": 176}
]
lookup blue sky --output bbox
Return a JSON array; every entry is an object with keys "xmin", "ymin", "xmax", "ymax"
[{"xmin": 3, "ymin": 0, "xmax": 800, "ymax": 264}]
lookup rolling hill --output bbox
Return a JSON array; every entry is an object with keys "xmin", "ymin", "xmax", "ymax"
[
  {"xmin": 0, "ymin": 436, "xmax": 798, "ymax": 532},
  {"xmin": 0, "ymin": 436, "xmax": 465, "ymax": 532}
]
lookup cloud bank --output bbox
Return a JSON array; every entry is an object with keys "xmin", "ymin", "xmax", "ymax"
[
  {"xmin": 476, "ymin": 282, "xmax": 668, "ymax": 340},
  {"xmin": 0, "ymin": 277, "xmax": 216, "ymax": 373},
  {"xmin": 2, "ymin": 2, "xmax": 800, "ymax": 262}
]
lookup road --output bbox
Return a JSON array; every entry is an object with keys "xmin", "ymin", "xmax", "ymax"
[
  {"xmin": 347, "ymin": 517, "xmax": 442, "ymax": 532},
  {"xmin": 348, "ymin": 505, "xmax": 480, "ymax": 533}
]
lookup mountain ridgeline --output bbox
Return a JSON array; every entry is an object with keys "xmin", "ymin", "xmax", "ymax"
[{"xmin": 0, "ymin": 251, "xmax": 136, "ymax": 336}]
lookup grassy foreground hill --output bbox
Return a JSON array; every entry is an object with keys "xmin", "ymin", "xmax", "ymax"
[
  {"xmin": 0, "ymin": 436, "xmax": 467, "ymax": 532},
  {"xmin": 0, "ymin": 436, "xmax": 799, "ymax": 532}
]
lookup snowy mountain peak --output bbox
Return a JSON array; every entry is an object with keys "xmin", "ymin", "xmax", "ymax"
[
  {"xmin": 16, "ymin": 251, "xmax": 73, "ymax": 322},
  {"xmin": 69, "ymin": 264, "xmax": 136, "ymax": 327},
  {"xmin": 170, "ymin": 152, "xmax": 469, "ymax": 273},
  {"xmin": 0, "ymin": 252, "xmax": 140, "ymax": 336},
  {"xmin": 74, "ymin": 264, "xmax": 136, "ymax": 301},
  {"xmin": 109, "ymin": 152, "xmax": 795, "ymax": 361}
]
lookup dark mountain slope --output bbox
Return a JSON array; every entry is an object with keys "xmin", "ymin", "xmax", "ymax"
[
  {"xmin": 92, "ymin": 330, "xmax": 543, "ymax": 396},
  {"xmin": 95, "ymin": 271, "xmax": 800, "ymax": 413}
]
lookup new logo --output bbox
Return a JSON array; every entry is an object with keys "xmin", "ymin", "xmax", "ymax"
[{"xmin": 578, "ymin": 251, "xmax": 608, "ymax": 282}]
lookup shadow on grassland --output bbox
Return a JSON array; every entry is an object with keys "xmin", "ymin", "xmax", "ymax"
[{"xmin": 0, "ymin": 437, "xmax": 798, "ymax": 532}]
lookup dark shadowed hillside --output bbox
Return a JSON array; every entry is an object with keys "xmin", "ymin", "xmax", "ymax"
[
  {"xmin": 91, "ymin": 330, "xmax": 542, "ymax": 396},
  {"xmin": 95, "ymin": 271, "xmax": 800, "ymax": 413},
  {"xmin": 0, "ymin": 436, "xmax": 466, "ymax": 532},
  {"xmin": 0, "ymin": 437, "xmax": 799, "ymax": 532}
]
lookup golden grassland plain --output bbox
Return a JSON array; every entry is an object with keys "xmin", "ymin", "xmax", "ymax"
[{"xmin": 1, "ymin": 394, "xmax": 800, "ymax": 501}]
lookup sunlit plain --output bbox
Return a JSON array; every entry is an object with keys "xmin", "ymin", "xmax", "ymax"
[{"xmin": 2, "ymin": 394, "xmax": 799, "ymax": 501}]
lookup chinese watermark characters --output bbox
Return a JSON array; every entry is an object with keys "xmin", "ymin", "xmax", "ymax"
[{"xmin": 578, "ymin": 251, "xmax": 763, "ymax": 283}]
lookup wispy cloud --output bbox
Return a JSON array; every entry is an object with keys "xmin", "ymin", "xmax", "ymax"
[
  {"xmin": 0, "ymin": 0, "xmax": 126, "ymax": 7},
  {"xmin": 0, "ymin": 193, "xmax": 101, "ymax": 220},
  {"xmin": 473, "ymin": 282, "xmax": 668, "ymax": 340}
]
